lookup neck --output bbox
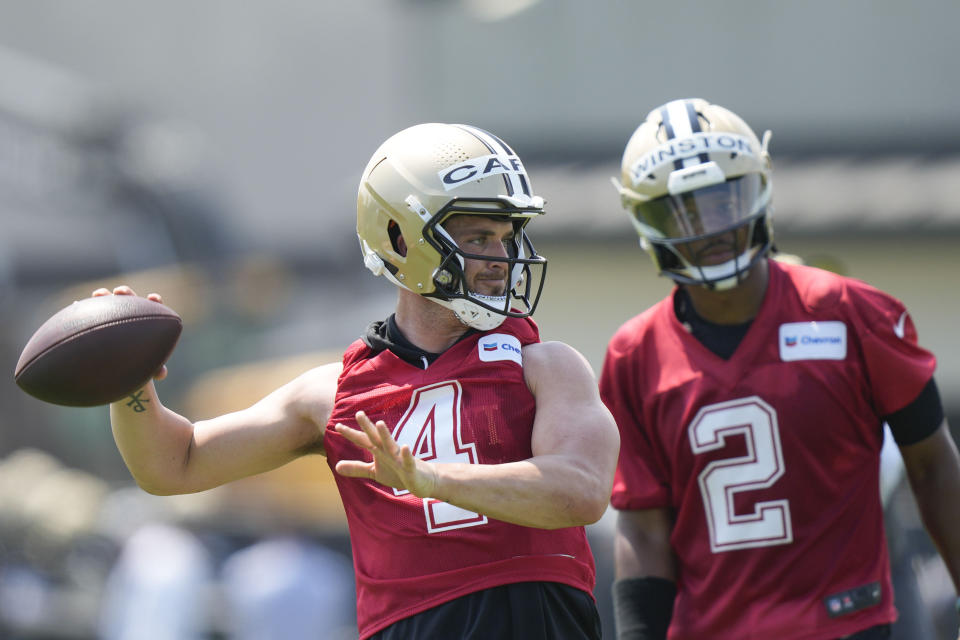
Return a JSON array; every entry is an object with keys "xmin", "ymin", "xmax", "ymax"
[
  {"xmin": 394, "ymin": 289, "xmax": 471, "ymax": 353},
  {"xmin": 682, "ymin": 258, "xmax": 770, "ymax": 325}
]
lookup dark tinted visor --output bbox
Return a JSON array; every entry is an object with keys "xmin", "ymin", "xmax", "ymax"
[{"xmin": 632, "ymin": 174, "xmax": 767, "ymax": 241}]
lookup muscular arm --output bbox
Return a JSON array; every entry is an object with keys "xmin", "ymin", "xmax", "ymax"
[
  {"xmin": 899, "ymin": 419, "xmax": 960, "ymax": 593},
  {"xmin": 335, "ymin": 341, "xmax": 620, "ymax": 529},
  {"xmin": 110, "ymin": 363, "xmax": 339, "ymax": 495}
]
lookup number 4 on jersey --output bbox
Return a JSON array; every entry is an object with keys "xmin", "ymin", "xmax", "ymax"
[{"xmin": 392, "ymin": 381, "xmax": 488, "ymax": 533}]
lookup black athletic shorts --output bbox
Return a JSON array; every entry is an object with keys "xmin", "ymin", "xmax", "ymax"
[{"xmin": 369, "ymin": 581, "xmax": 602, "ymax": 640}]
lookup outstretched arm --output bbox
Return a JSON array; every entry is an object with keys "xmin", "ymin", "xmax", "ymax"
[
  {"xmin": 99, "ymin": 287, "xmax": 336, "ymax": 495},
  {"xmin": 335, "ymin": 340, "xmax": 620, "ymax": 529}
]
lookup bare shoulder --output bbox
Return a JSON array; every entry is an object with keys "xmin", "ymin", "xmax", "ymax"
[
  {"xmin": 241, "ymin": 361, "xmax": 343, "ymax": 428},
  {"xmin": 523, "ymin": 340, "xmax": 593, "ymax": 370},
  {"xmin": 282, "ymin": 361, "xmax": 343, "ymax": 419},
  {"xmin": 250, "ymin": 361, "xmax": 343, "ymax": 456},
  {"xmin": 522, "ymin": 341, "xmax": 597, "ymax": 392},
  {"xmin": 294, "ymin": 361, "xmax": 344, "ymax": 388}
]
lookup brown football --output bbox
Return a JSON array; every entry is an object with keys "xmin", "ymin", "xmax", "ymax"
[{"xmin": 14, "ymin": 295, "xmax": 182, "ymax": 407}]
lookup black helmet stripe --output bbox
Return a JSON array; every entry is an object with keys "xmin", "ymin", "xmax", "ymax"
[
  {"xmin": 483, "ymin": 128, "xmax": 532, "ymax": 196},
  {"xmin": 481, "ymin": 128, "xmax": 515, "ymax": 155},
  {"xmin": 661, "ymin": 99, "xmax": 711, "ymax": 170},
  {"xmin": 659, "ymin": 106, "xmax": 677, "ymax": 141}
]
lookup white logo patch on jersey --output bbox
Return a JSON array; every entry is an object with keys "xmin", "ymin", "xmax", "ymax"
[
  {"xmin": 477, "ymin": 333, "xmax": 523, "ymax": 366},
  {"xmin": 779, "ymin": 321, "xmax": 847, "ymax": 361}
]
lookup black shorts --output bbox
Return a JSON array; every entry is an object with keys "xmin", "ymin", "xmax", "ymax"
[{"xmin": 370, "ymin": 581, "xmax": 601, "ymax": 640}]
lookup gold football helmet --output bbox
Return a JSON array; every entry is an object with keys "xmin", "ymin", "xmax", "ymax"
[
  {"xmin": 614, "ymin": 98, "xmax": 774, "ymax": 290},
  {"xmin": 357, "ymin": 123, "xmax": 547, "ymax": 330}
]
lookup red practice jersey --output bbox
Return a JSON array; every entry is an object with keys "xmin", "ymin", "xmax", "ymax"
[
  {"xmin": 325, "ymin": 317, "xmax": 596, "ymax": 639},
  {"xmin": 600, "ymin": 260, "xmax": 936, "ymax": 640}
]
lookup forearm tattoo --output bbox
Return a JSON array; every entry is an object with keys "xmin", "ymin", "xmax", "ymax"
[{"xmin": 126, "ymin": 390, "xmax": 149, "ymax": 413}]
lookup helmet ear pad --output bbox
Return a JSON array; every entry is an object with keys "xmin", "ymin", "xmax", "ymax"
[{"xmin": 431, "ymin": 249, "xmax": 464, "ymax": 296}]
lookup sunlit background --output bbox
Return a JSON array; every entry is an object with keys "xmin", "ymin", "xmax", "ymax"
[{"xmin": 1, "ymin": 1, "xmax": 959, "ymax": 638}]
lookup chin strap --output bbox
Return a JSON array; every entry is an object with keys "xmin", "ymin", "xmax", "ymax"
[{"xmin": 438, "ymin": 296, "xmax": 508, "ymax": 331}]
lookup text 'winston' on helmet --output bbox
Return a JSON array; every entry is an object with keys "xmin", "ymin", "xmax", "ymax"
[{"xmin": 614, "ymin": 98, "xmax": 774, "ymax": 290}]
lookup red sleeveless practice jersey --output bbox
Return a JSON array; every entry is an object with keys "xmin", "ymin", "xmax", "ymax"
[
  {"xmin": 325, "ymin": 317, "xmax": 596, "ymax": 639},
  {"xmin": 600, "ymin": 260, "xmax": 936, "ymax": 640}
]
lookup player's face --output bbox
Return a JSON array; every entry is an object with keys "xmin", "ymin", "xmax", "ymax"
[
  {"xmin": 442, "ymin": 215, "xmax": 515, "ymax": 296},
  {"xmin": 655, "ymin": 186, "xmax": 752, "ymax": 268},
  {"xmin": 633, "ymin": 175, "xmax": 764, "ymax": 271},
  {"xmin": 675, "ymin": 225, "xmax": 751, "ymax": 267}
]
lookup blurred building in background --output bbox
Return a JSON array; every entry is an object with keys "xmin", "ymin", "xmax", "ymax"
[{"xmin": 1, "ymin": 1, "xmax": 958, "ymax": 638}]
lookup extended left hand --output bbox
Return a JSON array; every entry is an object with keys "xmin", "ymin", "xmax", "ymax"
[{"xmin": 334, "ymin": 411, "xmax": 438, "ymax": 498}]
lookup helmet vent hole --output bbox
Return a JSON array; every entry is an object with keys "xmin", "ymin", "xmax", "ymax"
[{"xmin": 388, "ymin": 220, "xmax": 407, "ymax": 257}]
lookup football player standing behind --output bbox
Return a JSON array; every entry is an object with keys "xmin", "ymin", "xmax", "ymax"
[
  {"xmin": 99, "ymin": 123, "xmax": 620, "ymax": 639},
  {"xmin": 601, "ymin": 98, "xmax": 960, "ymax": 640}
]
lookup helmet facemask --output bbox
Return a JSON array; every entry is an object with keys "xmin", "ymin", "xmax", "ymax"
[
  {"xmin": 424, "ymin": 199, "xmax": 547, "ymax": 331},
  {"xmin": 631, "ymin": 173, "xmax": 772, "ymax": 291}
]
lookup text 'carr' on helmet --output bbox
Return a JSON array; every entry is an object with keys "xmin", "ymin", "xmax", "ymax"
[
  {"xmin": 357, "ymin": 122, "xmax": 547, "ymax": 331},
  {"xmin": 613, "ymin": 98, "xmax": 775, "ymax": 290}
]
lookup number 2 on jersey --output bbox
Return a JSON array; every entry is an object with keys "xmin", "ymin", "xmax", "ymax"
[
  {"xmin": 688, "ymin": 396, "xmax": 793, "ymax": 552},
  {"xmin": 392, "ymin": 381, "xmax": 488, "ymax": 534}
]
